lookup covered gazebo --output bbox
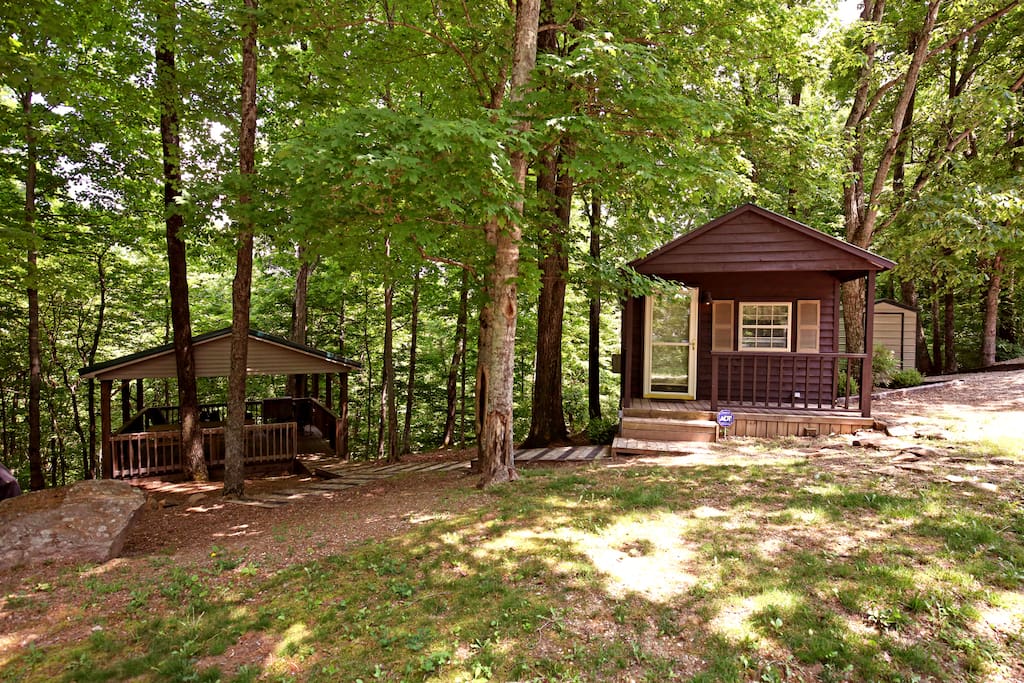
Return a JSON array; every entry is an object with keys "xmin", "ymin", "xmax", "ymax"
[{"xmin": 79, "ymin": 329, "xmax": 361, "ymax": 479}]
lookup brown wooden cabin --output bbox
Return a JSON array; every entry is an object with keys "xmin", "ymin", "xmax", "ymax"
[
  {"xmin": 79, "ymin": 328, "xmax": 360, "ymax": 480},
  {"xmin": 616, "ymin": 204, "xmax": 894, "ymax": 453}
]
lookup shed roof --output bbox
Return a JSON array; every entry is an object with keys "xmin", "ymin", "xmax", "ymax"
[
  {"xmin": 79, "ymin": 328, "xmax": 361, "ymax": 381},
  {"xmin": 630, "ymin": 204, "xmax": 894, "ymax": 282},
  {"xmin": 875, "ymin": 298, "xmax": 918, "ymax": 313}
]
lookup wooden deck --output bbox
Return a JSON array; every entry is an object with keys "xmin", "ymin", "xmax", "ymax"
[{"xmin": 615, "ymin": 398, "xmax": 874, "ymax": 455}]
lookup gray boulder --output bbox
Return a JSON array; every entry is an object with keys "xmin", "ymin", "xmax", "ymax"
[{"xmin": 0, "ymin": 480, "xmax": 146, "ymax": 570}]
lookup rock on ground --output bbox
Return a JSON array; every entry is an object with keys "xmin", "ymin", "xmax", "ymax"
[{"xmin": 0, "ymin": 480, "xmax": 146, "ymax": 570}]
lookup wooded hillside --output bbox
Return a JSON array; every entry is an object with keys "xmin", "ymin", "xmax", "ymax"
[{"xmin": 2, "ymin": 0, "xmax": 1021, "ymax": 489}]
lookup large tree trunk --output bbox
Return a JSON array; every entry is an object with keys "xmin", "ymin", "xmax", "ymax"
[
  {"xmin": 943, "ymin": 291, "xmax": 957, "ymax": 373},
  {"xmin": 440, "ymin": 271, "xmax": 469, "ymax": 449},
  {"xmin": 930, "ymin": 285, "xmax": 943, "ymax": 373},
  {"xmin": 899, "ymin": 279, "xmax": 933, "ymax": 374},
  {"xmin": 401, "ymin": 269, "xmax": 420, "ymax": 454},
  {"xmin": 981, "ymin": 251, "xmax": 1004, "ymax": 367},
  {"xmin": 381, "ymin": 274, "xmax": 399, "ymax": 463},
  {"xmin": 224, "ymin": 0, "xmax": 258, "ymax": 497},
  {"xmin": 841, "ymin": 0, "xmax": 940, "ymax": 352},
  {"xmin": 476, "ymin": 0, "xmax": 540, "ymax": 488},
  {"xmin": 287, "ymin": 247, "xmax": 313, "ymax": 397},
  {"xmin": 588, "ymin": 195, "xmax": 602, "ymax": 420},
  {"xmin": 158, "ymin": 0, "xmax": 207, "ymax": 481},
  {"xmin": 523, "ymin": 140, "xmax": 571, "ymax": 447},
  {"xmin": 21, "ymin": 90, "xmax": 45, "ymax": 491}
]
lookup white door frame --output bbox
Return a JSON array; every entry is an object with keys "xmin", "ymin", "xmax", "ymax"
[{"xmin": 643, "ymin": 287, "xmax": 699, "ymax": 400}]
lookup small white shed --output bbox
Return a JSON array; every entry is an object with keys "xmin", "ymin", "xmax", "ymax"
[
  {"xmin": 839, "ymin": 299, "xmax": 918, "ymax": 371},
  {"xmin": 873, "ymin": 300, "xmax": 918, "ymax": 370}
]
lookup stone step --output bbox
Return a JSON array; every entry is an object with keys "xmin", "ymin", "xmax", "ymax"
[{"xmin": 611, "ymin": 437, "xmax": 704, "ymax": 457}]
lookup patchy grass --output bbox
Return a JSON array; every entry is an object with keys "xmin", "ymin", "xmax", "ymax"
[{"xmin": 2, "ymin": 458, "xmax": 1022, "ymax": 682}]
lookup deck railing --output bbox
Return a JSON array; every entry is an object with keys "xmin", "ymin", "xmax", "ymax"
[
  {"xmin": 126, "ymin": 401, "xmax": 264, "ymax": 431},
  {"xmin": 108, "ymin": 422, "xmax": 296, "ymax": 479},
  {"xmin": 294, "ymin": 397, "xmax": 341, "ymax": 449},
  {"xmin": 710, "ymin": 352, "xmax": 870, "ymax": 416}
]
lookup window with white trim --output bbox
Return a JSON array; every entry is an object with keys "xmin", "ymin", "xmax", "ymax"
[{"xmin": 739, "ymin": 302, "xmax": 792, "ymax": 351}]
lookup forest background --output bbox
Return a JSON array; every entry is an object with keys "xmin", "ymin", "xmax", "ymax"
[{"xmin": 1, "ymin": 0, "xmax": 1022, "ymax": 489}]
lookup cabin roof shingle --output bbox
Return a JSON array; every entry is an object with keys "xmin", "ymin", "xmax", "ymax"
[{"xmin": 630, "ymin": 203, "xmax": 894, "ymax": 281}]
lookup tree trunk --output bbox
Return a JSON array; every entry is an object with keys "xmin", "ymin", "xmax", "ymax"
[
  {"xmin": 930, "ymin": 285, "xmax": 943, "ymax": 373},
  {"xmin": 223, "ymin": 0, "xmax": 258, "ymax": 497},
  {"xmin": 943, "ymin": 291, "xmax": 957, "ymax": 373},
  {"xmin": 476, "ymin": 0, "xmax": 540, "ymax": 488},
  {"xmin": 381, "ymin": 239, "xmax": 399, "ymax": 463},
  {"xmin": 21, "ymin": 89, "xmax": 45, "ymax": 491},
  {"xmin": 401, "ymin": 269, "xmax": 421, "ymax": 454},
  {"xmin": 441, "ymin": 271, "xmax": 469, "ymax": 449},
  {"xmin": 841, "ymin": 0, "xmax": 940, "ymax": 351},
  {"xmin": 288, "ymin": 247, "xmax": 313, "ymax": 397},
  {"xmin": 899, "ymin": 279, "xmax": 933, "ymax": 374},
  {"xmin": 981, "ymin": 251, "xmax": 1004, "ymax": 367},
  {"xmin": 587, "ymin": 194, "xmax": 602, "ymax": 420},
  {"xmin": 523, "ymin": 141, "xmax": 571, "ymax": 447},
  {"xmin": 158, "ymin": 0, "xmax": 207, "ymax": 481}
]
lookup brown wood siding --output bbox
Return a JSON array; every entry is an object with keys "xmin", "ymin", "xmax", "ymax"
[
  {"xmin": 620, "ymin": 273, "xmax": 839, "ymax": 405},
  {"xmin": 636, "ymin": 214, "xmax": 875, "ymax": 275}
]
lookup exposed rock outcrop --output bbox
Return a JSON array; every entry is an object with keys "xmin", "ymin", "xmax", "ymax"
[{"xmin": 0, "ymin": 480, "xmax": 145, "ymax": 570}]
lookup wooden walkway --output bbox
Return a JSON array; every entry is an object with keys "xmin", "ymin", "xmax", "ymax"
[{"xmin": 225, "ymin": 446, "xmax": 611, "ymax": 508}]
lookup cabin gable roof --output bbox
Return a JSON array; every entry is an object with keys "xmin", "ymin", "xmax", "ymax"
[
  {"xmin": 79, "ymin": 328, "xmax": 361, "ymax": 381},
  {"xmin": 630, "ymin": 204, "xmax": 894, "ymax": 281}
]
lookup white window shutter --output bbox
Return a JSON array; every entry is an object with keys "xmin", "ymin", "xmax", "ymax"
[
  {"xmin": 712, "ymin": 300, "xmax": 734, "ymax": 351},
  {"xmin": 796, "ymin": 300, "xmax": 820, "ymax": 353}
]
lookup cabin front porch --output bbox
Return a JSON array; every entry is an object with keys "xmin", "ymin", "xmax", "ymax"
[{"xmin": 613, "ymin": 398, "xmax": 875, "ymax": 456}]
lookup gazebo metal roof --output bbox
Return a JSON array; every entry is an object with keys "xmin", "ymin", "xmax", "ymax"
[{"xmin": 79, "ymin": 328, "xmax": 361, "ymax": 381}]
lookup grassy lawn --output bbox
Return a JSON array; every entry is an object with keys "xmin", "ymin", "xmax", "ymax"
[{"xmin": 2, "ymin": 453, "xmax": 1022, "ymax": 682}]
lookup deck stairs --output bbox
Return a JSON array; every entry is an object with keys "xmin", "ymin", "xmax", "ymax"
[{"xmin": 612, "ymin": 403, "xmax": 719, "ymax": 456}]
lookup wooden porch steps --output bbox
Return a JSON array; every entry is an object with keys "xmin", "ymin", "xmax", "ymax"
[{"xmin": 619, "ymin": 416, "xmax": 718, "ymax": 443}]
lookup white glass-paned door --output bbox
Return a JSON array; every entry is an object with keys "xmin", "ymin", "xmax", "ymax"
[{"xmin": 644, "ymin": 288, "xmax": 698, "ymax": 398}]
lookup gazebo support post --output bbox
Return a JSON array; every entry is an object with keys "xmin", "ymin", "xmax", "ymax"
[
  {"xmin": 325, "ymin": 374, "xmax": 333, "ymax": 409},
  {"xmin": 100, "ymin": 379, "xmax": 113, "ymax": 479},
  {"xmin": 135, "ymin": 378, "xmax": 144, "ymax": 412},
  {"xmin": 311, "ymin": 373, "xmax": 320, "ymax": 402}
]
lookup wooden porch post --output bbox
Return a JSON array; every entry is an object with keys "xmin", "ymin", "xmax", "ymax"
[
  {"xmin": 120, "ymin": 380, "xmax": 131, "ymax": 424},
  {"xmin": 324, "ymin": 374, "xmax": 333, "ymax": 409},
  {"xmin": 339, "ymin": 372, "xmax": 349, "ymax": 459},
  {"xmin": 100, "ymin": 379, "xmax": 113, "ymax": 479},
  {"xmin": 862, "ymin": 271, "xmax": 876, "ymax": 418},
  {"xmin": 311, "ymin": 373, "xmax": 320, "ymax": 402},
  {"xmin": 135, "ymin": 378, "xmax": 144, "ymax": 412},
  {"xmin": 710, "ymin": 355, "xmax": 719, "ymax": 412},
  {"xmin": 621, "ymin": 297, "xmax": 634, "ymax": 409}
]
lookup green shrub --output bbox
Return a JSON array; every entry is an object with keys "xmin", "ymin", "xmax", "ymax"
[
  {"xmin": 872, "ymin": 345, "xmax": 899, "ymax": 387},
  {"xmin": 888, "ymin": 368, "xmax": 923, "ymax": 389},
  {"xmin": 586, "ymin": 417, "xmax": 620, "ymax": 445},
  {"xmin": 996, "ymin": 339, "xmax": 1024, "ymax": 362},
  {"xmin": 837, "ymin": 370, "xmax": 859, "ymax": 397}
]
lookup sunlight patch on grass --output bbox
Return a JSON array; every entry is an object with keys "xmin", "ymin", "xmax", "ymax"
[
  {"xmin": 978, "ymin": 434, "xmax": 1024, "ymax": 461},
  {"xmin": 973, "ymin": 590, "xmax": 1024, "ymax": 640},
  {"xmin": 266, "ymin": 621, "xmax": 310, "ymax": 675},
  {"xmin": 710, "ymin": 589, "xmax": 802, "ymax": 648},
  {"xmin": 574, "ymin": 513, "xmax": 699, "ymax": 602},
  {"xmin": 785, "ymin": 506, "xmax": 827, "ymax": 525}
]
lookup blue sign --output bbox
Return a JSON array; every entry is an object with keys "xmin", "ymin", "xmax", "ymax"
[{"xmin": 716, "ymin": 409, "xmax": 734, "ymax": 428}]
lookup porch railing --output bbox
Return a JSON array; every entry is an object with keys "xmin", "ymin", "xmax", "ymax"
[
  {"xmin": 710, "ymin": 352, "xmax": 870, "ymax": 416},
  {"xmin": 123, "ymin": 401, "xmax": 264, "ymax": 432},
  {"xmin": 108, "ymin": 422, "xmax": 297, "ymax": 479}
]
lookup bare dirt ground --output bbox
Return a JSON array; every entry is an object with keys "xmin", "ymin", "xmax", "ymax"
[{"xmin": 4, "ymin": 369, "xmax": 1022, "ymax": 604}]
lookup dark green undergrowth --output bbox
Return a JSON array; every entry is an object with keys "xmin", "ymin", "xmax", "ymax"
[{"xmin": 2, "ymin": 460, "xmax": 1022, "ymax": 682}]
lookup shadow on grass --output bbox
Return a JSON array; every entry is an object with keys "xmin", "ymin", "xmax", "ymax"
[{"xmin": 2, "ymin": 461, "xmax": 1021, "ymax": 682}]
